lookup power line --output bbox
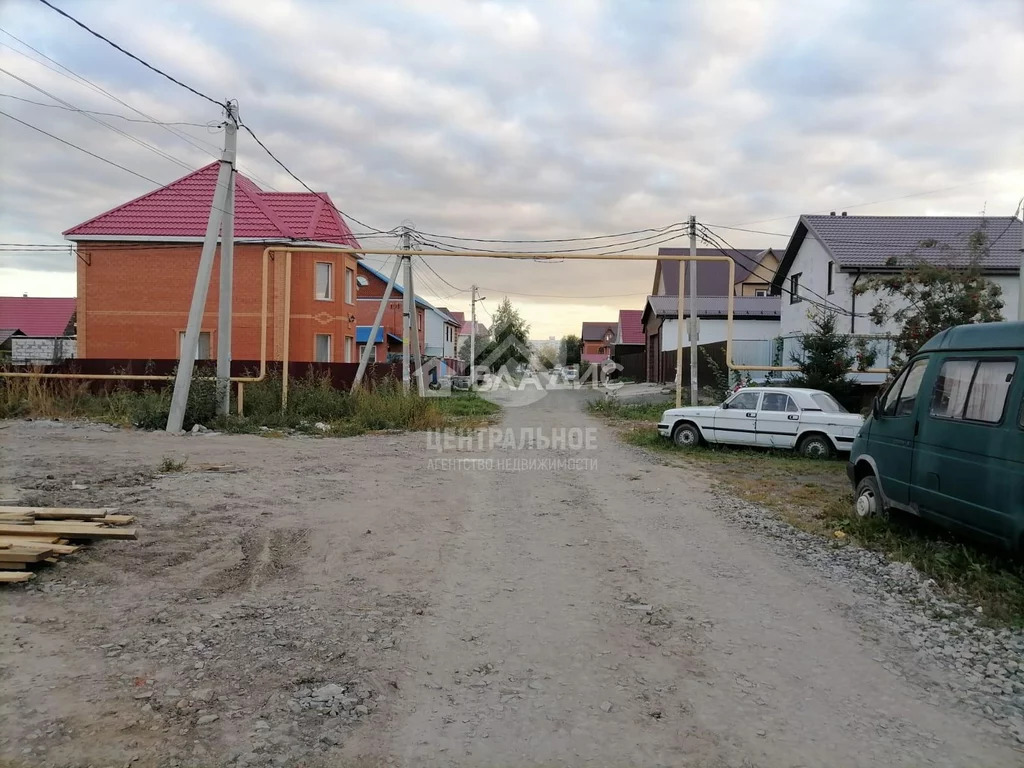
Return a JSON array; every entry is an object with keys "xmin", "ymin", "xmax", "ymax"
[
  {"xmin": 412, "ymin": 221, "xmax": 686, "ymax": 245},
  {"xmin": 0, "ymin": 92, "xmax": 211, "ymax": 126},
  {"xmin": 0, "ymin": 66, "xmax": 197, "ymax": 173},
  {"xmin": 412, "ymin": 226, "xmax": 689, "ymax": 255},
  {"xmin": 419, "ymin": 256, "xmax": 469, "ymax": 293},
  {"xmin": 239, "ymin": 122, "xmax": 390, "ymax": 237},
  {"xmin": 34, "ymin": 0, "xmax": 225, "ymax": 109}
]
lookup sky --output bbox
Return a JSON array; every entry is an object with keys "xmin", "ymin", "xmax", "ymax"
[{"xmin": 0, "ymin": 0, "xmax": 1021, "ymax": 338}]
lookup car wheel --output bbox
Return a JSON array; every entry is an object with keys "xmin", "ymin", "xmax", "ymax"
[
  {"xmin": 854, "ymin": 474, "xmax": 885, "ymax": 519},
  {"xmin": 797, "ymin": 433, "xmax": 834, "ymax": 459},
  {"xmin": 672, "ymin": 422, "xmax": 701, "ymax": 448}
]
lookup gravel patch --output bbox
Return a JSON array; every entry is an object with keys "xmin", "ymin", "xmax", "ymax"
[{"xmin": 713, "ymin": 488, "xmax": 1024, "ymax": 745}]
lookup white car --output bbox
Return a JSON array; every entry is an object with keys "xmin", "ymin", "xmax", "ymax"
[{"xmin": 657, "ymin": 387, "xmax": 864, "ymax": 458}]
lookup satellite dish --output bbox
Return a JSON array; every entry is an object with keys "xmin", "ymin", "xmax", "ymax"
[{"xmin": 356, "ymin": 275, "xmax": 369, "ymax": 287}]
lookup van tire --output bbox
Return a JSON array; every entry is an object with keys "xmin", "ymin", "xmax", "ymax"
[
  {"xmin": 672, "ymin": 422, "xmax": 702, "ymax": 448},
  {"xmin": 854, "ymin": 474, "xmax": 885, "ymax": 519},
  {"xmin": 797, "ymin": 433, "xmax": 834, "ymax": 459}
]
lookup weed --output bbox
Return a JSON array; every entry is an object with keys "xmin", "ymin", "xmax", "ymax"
[{"xmin": 158, "ymin": 456, "xmax": 187, "ymax": 473}]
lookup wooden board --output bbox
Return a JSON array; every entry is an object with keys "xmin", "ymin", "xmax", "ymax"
[
  {"xmin": 0, "ymin": 535, "xmax": 61, "ymax": 546},
  {"xmin": 0, "ymin": 506, "xmax": 115, "ymax": 520},
  {"xmin": 0, "ymin": 571, "xmax": 34, "ymax": 583},
  {"xmin": 0, "ymin": 546, "xmax": 55, "ymax": 563},
  {"xmin": 103, "ymin": 515, "xmax": 135, "ymax": 526},
  {"xmin": 0, "ymin": 523, "xmax": 137, "ymax": 541}
]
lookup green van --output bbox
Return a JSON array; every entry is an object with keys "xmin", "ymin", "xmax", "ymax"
[{"xmin": 847, "ymin": 322, "xmax": 1024, "ymax": 553}]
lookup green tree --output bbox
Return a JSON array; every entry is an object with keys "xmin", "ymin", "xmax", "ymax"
[
  {"xmin": 537, "ymin": 344, "xmax": 558, "ymax": 369},
  {"xmin": 458, "ymin": 326, "xmax": 491, "ymax": 368},
  {"xmin": 479, "ymin": 297, "xmax": 531, "ymax": 371},
  {"xmin": 559, "ymin": 334, "xmax": 582, "ymax": 366},
  {"xmin": 854, "ymin": 230, "xmax": 1004, "ymax": 372},
  {"xmin": 787, "ymin": 309, "xmax": 857, "ymax": 399}
]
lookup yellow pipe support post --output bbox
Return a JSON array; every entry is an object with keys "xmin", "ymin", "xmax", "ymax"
[
  {"xmin": 236, "ymin": 381, "xmax": 245, "ymax": 417},
  {"xmin": 675, "ymin": 258, "xmax": 686, "ymax": 408},
  {"xmin": 281, "ymin": 250, "xmax": 292, "ymax": 410}
]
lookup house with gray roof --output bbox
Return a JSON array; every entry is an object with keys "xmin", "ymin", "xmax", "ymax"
[{"xmin": 772, "ymin": 213, "xmax": 1022, "ymax": 340}]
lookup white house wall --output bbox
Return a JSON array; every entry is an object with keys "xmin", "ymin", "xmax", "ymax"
[
  {"xmin": 658, "ymin": 318, "xmax": 780, "ymax": 351},
  {"xmin": 780, "ymin": 234, "xmax": 1022, "ymax": 337}
]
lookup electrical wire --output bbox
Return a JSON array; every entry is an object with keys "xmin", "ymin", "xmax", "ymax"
[
  {"xmin": 239, "ymin": 123, "xmax": 390, "ymax": 237},
  {"xmin": 34, "ymin": 0, "xmax": 226, "ymax": 109},
  {"xmin": 411, "ymin": 226, "xmax": 689, "ymax": 254},
  {"xmin": 0, "ymin": 66, "xmax": 197, "ymax": 173},
  {"xmin": 0, "ymin": 93, "xmax": 211, "ymax": 126},
  {"xmin": 411, "ymin": 221, "xmax": 687, "ymax": 245}
]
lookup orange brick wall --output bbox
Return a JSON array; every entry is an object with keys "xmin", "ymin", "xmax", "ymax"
[{"xmin": 76, "ymin": 242, "xmax": 359, "ymax": 362}]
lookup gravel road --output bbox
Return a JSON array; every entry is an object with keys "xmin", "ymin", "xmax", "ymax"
[{"xmin": 1, "ymin": 388, "xmax": 1020, "ymax": 767}]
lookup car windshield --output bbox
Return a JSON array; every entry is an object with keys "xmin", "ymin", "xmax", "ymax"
[{"xmin": 810, "ymin": 393, "xmax": 848, "ymax": 413}]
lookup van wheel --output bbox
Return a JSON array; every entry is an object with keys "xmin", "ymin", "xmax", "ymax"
[
  {"xmin": 672, "ymin": 422, "xmax": 701, "ymax": 448},
  {"xmin": 798, "ymin": 433, "xmax": 834, "ymax": 459},
  {"xmin": 854, "ymin": 475, "xmax": 885, "ymax": 519}
]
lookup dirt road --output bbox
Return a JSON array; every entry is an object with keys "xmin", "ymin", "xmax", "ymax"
[{"xmin": 0, "ymin": 390, "xmax": 1019, "ymax": 767}]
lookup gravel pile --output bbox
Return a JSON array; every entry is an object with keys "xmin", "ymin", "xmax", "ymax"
[{"xmin": 713, "ymin": 488, "xmax": 1024, "ymax": 744}]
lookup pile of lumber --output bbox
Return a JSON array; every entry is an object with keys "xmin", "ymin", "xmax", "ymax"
[{"xmin": 0, "ymin": 506, "xmax": 137, "ymax": 584}]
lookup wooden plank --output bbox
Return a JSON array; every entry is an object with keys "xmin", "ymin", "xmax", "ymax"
[
  {"xmin": 0, "ymin": 542, "xmax": 9, "ymax": 549},
  {"xmin": 0, "ymin": 571, "xmax": 34, "ymax": 583},
  {"xmin": 0, "ymin": 506, "xmax": 114, "ymax": 520},
  {"xmin": 0, "ymin": 535, "xmax": 60, "ymax": 546},
  {"xmin": 0, "ymin": 547, "xmax": 55, "ymax": 563},
  {"xmin": 103, "ymin": 515, "xmax": 135, "ymax": 526},
  {"xmin": 0, "ymin": 523, "xmax": 137, "ymax": 541}
]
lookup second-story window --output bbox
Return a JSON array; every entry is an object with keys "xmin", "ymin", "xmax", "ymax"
[
  {"xmin": 827, "ymin": 262, "xmax": 834, "ymax": 295},
  {"xmin": 315, "ymin": 262, "xmax": 333, "ymax": 300},
  {"xmin": 345, "ymin": 267, "xmax": 354, "ymax": 304},
  {"xmin": 790, "ymin": 272, "xmax": 802, "ymax": 304}
]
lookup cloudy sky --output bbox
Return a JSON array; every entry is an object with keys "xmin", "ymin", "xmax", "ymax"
[{"xmin": 0, "ymin": 0, "xmax": 1021, "ymax": 338}]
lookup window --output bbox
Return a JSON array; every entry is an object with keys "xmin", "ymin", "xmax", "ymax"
[
  {"xmin": 760, "ymin": 392, "xmax": 797, "ymax": 412},
  {"xmin": 930, "ymin": 359, "xmax": 1016, "ymax": 424},
  {"xmin": 358, "ymin": 344, "xmax": 370, "ymax": 362},
  {"xmin": 345, "ymin": 336, "xmax": 354, "ymax": 363},
  {"xmin": 315, "ymin": 262, "xmax": 333, "ymax": 300},
  {"xmin": 827, "ymin": 262, "xmax": 834, "ymax": 295},
  {"xmin": 880, "ymin": 358, "xmax": 928, "ymax": 417},
  {"xmin": 810, "ymin": 393, "xmax": 848, "ymax": 413},
  {"xmin": 314, "ymin": 334, "xmax": 332, "ymax": 362},
  {"xmin": 727, "ymin": 391, "xmax": 761, "ymax": 410},
  {"xmin": 345, "ymin": 267, "xmax": 355, "ymax": 304},
  {"xmin": 178, "ymin": 331, "xmax": 211, "ymax": 360},
  {"xmin": 789, "ymin": 273, "xmax": 802, "ymax": 304},
  {"xmin": 754, "ymin": 288, "xmax": 768, "ymax": 297}
]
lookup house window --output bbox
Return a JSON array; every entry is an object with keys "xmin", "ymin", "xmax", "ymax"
[
  {"xmin": 345, "ymin": 267, "xmax": 354, "ymax": 304},
  {"xmin": 789, "ymin": 273, "xmax": 802, "ymax": 304},
  {"xmin": 315, "ymin": 262, "xmax": 333, "ymax": 300},
  {"xmin": 314, "ymin": 334, "xmax": 332, "ymax": 362},
  {"xmin": 827, "ymin": 262, "xmax": 835, "ymax": 295},
  {"xmin": 345, "ymin": 336, "xmax": 354, "ymax": 363},
  {"xmin": 178, "ymin": 331, "xmax": 211, "ymax": 360},
  {"xmin": 358, "ymin": 344, "xmax": 370, "ymax": 362},
  {"xmin": 754, "ymin": 289, "xmax": 768, "ymax": 297}
]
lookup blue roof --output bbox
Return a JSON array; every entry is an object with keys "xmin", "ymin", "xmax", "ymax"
[
  {"xmin": 358, "ymin": 261, "xmax": 460, "ymax": 324},
  {"xmin": 356, "ymin": 326, "xmax": 402, "ymax": 344}
]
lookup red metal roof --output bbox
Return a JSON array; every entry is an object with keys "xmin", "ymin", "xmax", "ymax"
[
  {"xmin": 0, "ymin": 296, "xmax": 76, "ymax": 337},
  {"xmin": 617, "ymin": 309, "xmax": 644, "ymax": 344},
  {"xmin": 63, "ymin": 163, "xmax": 359, "ymax": 245}
]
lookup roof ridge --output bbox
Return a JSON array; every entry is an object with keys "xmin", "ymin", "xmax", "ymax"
[{"xmin": 246, "ymin": 186, "xmax": 297, "ymax": 239}]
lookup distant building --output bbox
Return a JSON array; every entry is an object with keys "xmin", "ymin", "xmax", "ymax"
[{"xmin": 0, "ymin": 296, "xmax": 77, "ymax": 365}]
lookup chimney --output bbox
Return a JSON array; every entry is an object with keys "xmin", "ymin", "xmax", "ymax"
[
  {"xmin": 829, "ymin": 211, "xmax": 836, "ymax": 216},
  {"xmin": 841, "ymin": 211, "xmax": 847, "ymax": 217},
  {"xmin": 22, "ymin": 292, "xmax": 28, "ymax": 297}
]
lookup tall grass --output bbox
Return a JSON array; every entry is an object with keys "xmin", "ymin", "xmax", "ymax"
[{"xmin": 0, "ymin": 368, "xmax": 493, "ymax": 437}]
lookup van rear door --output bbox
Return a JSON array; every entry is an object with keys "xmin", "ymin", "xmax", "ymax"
[
  {"xmin": 912, "ymin": 356, "xmax": 1021, "ymax": 545},
  {"xmin": 868, "ymin": 357, "xmax": 929, "ymax": 508}
]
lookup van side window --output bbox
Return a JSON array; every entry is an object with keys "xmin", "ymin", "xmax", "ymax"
[
  {"xmin": 881, "ymin": 358, "xmax": 928, "ymax": 417},
  {"xmin": 931, "ymin": 358, "xmax": 1016, "ymax": 424}
]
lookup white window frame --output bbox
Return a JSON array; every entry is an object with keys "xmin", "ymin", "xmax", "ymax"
[
  {"xmin": 345, "ymin": 336, "xmax": 354, "ymax": 363},
  {"xmin": 345, "ymin": 267, "xmax": 355, "ymax": 304},
  {"xmin": 827, "ymin": 261, "xmax": 835, "ymax": 295},
  {"xmin": 315, "ymin": 262, "xmax": 333, "ymax": 301},
  {"xmin": 178, "ymin": 331, "xmax": 211, "ymax": 360},
  {"xmin": 314, "ymin": 333, "xmax": 332, "ymax": 363},
  {"xmin": 789, "ymin": 273, "xmax": 802, "ymax": 304}
]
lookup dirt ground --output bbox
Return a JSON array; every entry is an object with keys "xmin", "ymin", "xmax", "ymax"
[{"xmin": 1, "ymin": 389, "xmax": 1021, "ymax": 767}]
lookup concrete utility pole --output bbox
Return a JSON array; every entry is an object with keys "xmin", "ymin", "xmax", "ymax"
[
  {"xmin": 352, "ymin": 256, "xmax": 402, "ymax": 389},
  {"xmin": 688, "ymin": 214, "xmax": 698, "ymax": 406},
  {"xmin": 407, "ymin": 257, "xmax": 426, "ymax": 396},
  {"xmin": 215, "ymin": 113, "xmax": 237, "ymax": 416},
  {"xmin": 470, "ymin": 285, "xmax": 482, "ymax": 389},
  {"xmin": 167, "ymin": 101, "xmax": 237, "ymax": 432},
  {"xmin": 401, "ymin": 227, "xmax": 412, "ymax": 393},
  {"xmin": 1018, "ymin": 211, "xmax": 1024, "ymax": 321}
]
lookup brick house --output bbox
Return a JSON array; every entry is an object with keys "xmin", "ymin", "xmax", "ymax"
[
  {"xmin": 63, "ymin": 163, "xmax": 362, "ymax": 363},
  {"xmin": 581, "ymin": 321, "xmax": 617, "ymax": 363},
  {"xmin": 0, "ymin": 296, "xmax": 77, "ymax": 364}
]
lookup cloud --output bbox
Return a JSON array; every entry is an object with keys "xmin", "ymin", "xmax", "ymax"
[{"xmin": 0, "ymin": 0, "xmax": 1021, "ymax": 337}]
